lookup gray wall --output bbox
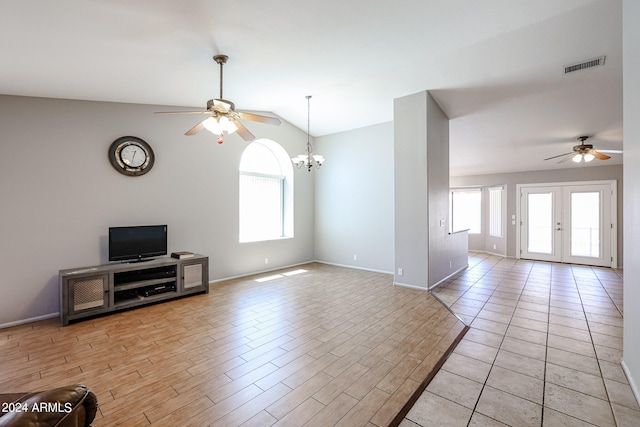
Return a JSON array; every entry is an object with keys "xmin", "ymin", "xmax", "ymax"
[
  {"xmin": 393, "ymin": 91, "xmax": 429, "ymax": 287},
  {"xmin": 623, "ymin": 0, "xmax": 640, "ymax": 403},
  {"xmin": 0, "ymin": 95, "xmax": 316, "ymax": 326},
  {"xmin": 393, "ymin": 91, "xmax": 468, "ymax": 289},
  {"xmin": 425, "ymin": 93, "xmax": 468, "ymax": 287},
  {"xmin": 314, "ymin": 122, "xmax": 394, "ymax": 273},
  {"xmin": 451, "ymin": 165, "xmax": 623, "ymax": 264}
]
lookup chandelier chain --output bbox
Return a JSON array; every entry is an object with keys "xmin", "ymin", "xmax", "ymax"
[
  {"xmin": 291, "ymin": 95, "xmax": 324, "ymax": 171},
  {"xmin": 306, "ymin": 95, "xmax": 311, "ymax": 150}
]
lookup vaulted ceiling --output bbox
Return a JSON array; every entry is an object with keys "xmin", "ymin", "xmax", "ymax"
[{"xmin": 0, "ymin": 0, "xmax": 622, "ymax": 176}]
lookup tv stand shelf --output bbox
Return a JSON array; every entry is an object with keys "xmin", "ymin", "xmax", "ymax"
[{"xmin": 60, "ymin": 255, "xmax": 208, "ymax": 325}]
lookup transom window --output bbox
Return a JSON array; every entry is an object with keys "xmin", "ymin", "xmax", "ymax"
[{"xmin": 239, "ymin": 139, "xmax": 293, "ymax": 242}]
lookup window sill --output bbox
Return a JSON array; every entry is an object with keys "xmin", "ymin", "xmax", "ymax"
[{"xmin": 239, "ymin": 236, "xmax": 294, "ymax": 244}]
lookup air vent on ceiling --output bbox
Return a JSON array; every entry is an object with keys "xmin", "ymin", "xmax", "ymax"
[{"xmin": 564, "ymin": 56, "xmax": 606, "ymax": 74}]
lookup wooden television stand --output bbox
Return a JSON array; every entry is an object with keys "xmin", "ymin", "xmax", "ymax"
[{"xmin": 59, "ymin": 254, "xmax": 208, "ymax": 325}]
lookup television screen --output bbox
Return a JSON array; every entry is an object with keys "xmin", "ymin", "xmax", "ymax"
[{"xmin": 109, "ymin": 225, "xmax": 167, "ymax": 262}]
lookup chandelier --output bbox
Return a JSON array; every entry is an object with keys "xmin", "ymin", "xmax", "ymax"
[{"xmin": 292, "ymin": 95, "xmax": 324, "ymax": 171}]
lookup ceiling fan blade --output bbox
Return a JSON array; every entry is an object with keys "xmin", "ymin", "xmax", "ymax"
[
  {"xmin": 589, "ymin": 149, "xmax": 611, "ymax": 160},
  {"xmin": 155, "ymin": 111, "xmax": 210, "ymax": 115},
  {"xmin": 233, "ymin": 119, "xmax": 255, "ymax": 141},
  {"xmin": 558, "ymin": 153, "xmax": 576, "ymax": 164},
  {"xmin": 543, "ymin": 152, "xmax": 573, "ymax": 161},
  {"xmin": 185, "ymin": 118, "xmax": 208, "ymax": 136},
  {"xmin": 237, "ymin": 111, "xmax": 281, "ymax": 126},
  {"xmin": 596, "ymin": 149, "xmax": 623, "ymax": 154}
]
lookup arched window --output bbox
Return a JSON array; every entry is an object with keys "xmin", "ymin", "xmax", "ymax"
[{"xmin": 239, "ymin": 139, "xmax": 293, "ymax": 242}]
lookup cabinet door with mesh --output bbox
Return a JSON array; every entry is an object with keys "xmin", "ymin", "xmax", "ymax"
[
  {"xmin": 68, "ymin": 274, "xmax": 109, "ymax": 315},
  {"xmin": 182, "ymin": 262, "xmax": 205, "ymax": 291}
]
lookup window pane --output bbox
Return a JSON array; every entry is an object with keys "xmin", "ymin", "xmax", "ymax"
[
  {"xmin": 240, "ymin": 143, "xmax": 282, "ymax": 175},
  {"xmin": 489, "ymin": 187, "xmax": 503, "ymax": 237},
  {"xmin": 451, "ymin": 190, "xmax": 481, "ymax": 234},
  {"xmin": 527, "ymin": 192, "xmax": 553, "ymax": 254},
  {"xmin": 571, "ymin": 192, "xmax": 600, "ymax": 257},
  {"xmin": 239, "ymin": 174, "xmax": 283, "ymax": 242},
  {"xmin": 238, "ymin": 140, "xmax": 291, "ymax": 243}
]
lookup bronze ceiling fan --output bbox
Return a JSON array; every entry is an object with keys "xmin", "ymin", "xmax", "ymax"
[
  {"xmin": 155, "ymin": 55, "xmax": 281, "ymax": 143},
  {"xmin": 543, "ymin": 135, "xmax": 622, "ymax": 164}
]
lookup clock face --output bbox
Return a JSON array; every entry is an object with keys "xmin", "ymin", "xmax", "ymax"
[
  {"xmin": 120, "ymin": 144, "xmax": 147, "ymax": 167},
  {"xmin": 109, "ymin": 136, "xmax": 155, "ymax": 176}
]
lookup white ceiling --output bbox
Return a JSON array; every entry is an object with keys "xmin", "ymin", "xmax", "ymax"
[{"xmin": 0, "ymin": 0, "xmax": 622, "ymax": 176}]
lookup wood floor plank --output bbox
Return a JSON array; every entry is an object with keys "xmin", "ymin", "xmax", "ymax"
[
  {"xmin": 210, "ymin": 382, "xmax": 292, "ymax": 427},
  {"xmin": 303, "ymin": 393, "xmax": 359, "ymax": 427},
  {"xmin": 267, "ymin": 371, "xmax": 333, "ymax": 419},
  {"xmin": 1, "ymin": 263, "xmax": 465, "ymax": 426}
]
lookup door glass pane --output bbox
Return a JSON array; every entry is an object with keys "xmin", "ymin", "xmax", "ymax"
[
  {"xmin": 528, "ymin": 193, "xmax": 553, "ymax": 254},
  {"xmin": 571, "ymin": 192, "xmax": 600, "ymax": 257}
]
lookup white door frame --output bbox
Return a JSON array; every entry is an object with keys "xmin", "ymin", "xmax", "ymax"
[{"xmin": 516, "ymin": 180, "xmax": 617, "ymax": 268}]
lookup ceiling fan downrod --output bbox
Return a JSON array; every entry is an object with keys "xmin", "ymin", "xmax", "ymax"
[{"xmin": 213, "ymin": 54, "xmax": 228, "ymax": 100}]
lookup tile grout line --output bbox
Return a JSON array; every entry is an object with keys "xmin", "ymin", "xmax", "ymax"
[
  {"xmin": 539, "ymin": 262, "xmax": 555, "ymax": 427},
  {"xmin": 571, "ymin": 264, "xmax": 621, "ymax": 426},
  {"xmin": 457, "ymin": 257, "xmax": 538, "ymax": 426}
]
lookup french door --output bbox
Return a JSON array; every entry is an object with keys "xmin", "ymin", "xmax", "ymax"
[{"xmin": 518, "ymin": 182, "xmax": 616, "ymax": 267}]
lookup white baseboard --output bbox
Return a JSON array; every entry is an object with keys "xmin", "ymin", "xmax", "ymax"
[
  {"xmin": 0, "ymin": 312, "xmax": 58, "ymax": 330},
  {"xmin": 392, "ymin": 264, "xmax": 469, "ymax": 291},
  {"xmin": 429, "ymin": 265, "xmax": 468, "ymax": 291},
  {"xmin": 315, "ymin": 260, "xmax": 393, "ymax": 275},
  {"xmin": 621, "ymin": 360, "xmax": 640, "ymax": 407},
  {"xmin": 208, "ymin": 260, "xmax": 315, "ymax": 284},
  {"xmin": 469, "ymin": 249, "xmax": 510, "ymax": 258},
  {"xmin": 208, "ymin": 259, "xmax": 395, "ymax": 285},
  {"xmin": 393, "ymin": 281, "xmax": 429, "ymax": 291}
]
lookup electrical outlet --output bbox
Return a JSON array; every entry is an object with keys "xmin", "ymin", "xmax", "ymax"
[
  {"xmin": 398, "ymin": 268, "xmax": 403, "ymax": 276},
  {"xmin": 493, "ymin": 244, "xmax": 497, "ymax": 250},
  {"xmin": 353, "ymin": 254, "xmax": 357, "ymax": 261},
  {"xmin": 449, "ymin": 261, "xmax": 452, "ymax": 269},
  {"xmin": 265, "ymin": 258, "xmax": 269, "ymax": 265}
]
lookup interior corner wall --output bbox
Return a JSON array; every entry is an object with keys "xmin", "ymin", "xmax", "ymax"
[
  {"xmin": 394, "ymin": 91, "xmax": 429, "ymax": 288},
  {"xmin": 393, "ymin": 91, "xmax": 467, "ymax": 289},
  {"xmin": 0, "ymin": 95, "xmax": 315, "ymax": 326},
  {"xmin": 425, "ymin": 93, "xmax": 468, "ymax": 286},
  {"xmin": 623, "ymin": 0, "xmax": 640, "ymax": 403},
  {"xmin": 313, "ymin": 122, "xmax": 394, "ymax": 273}
]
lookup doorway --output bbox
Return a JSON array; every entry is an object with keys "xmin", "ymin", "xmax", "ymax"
[{"xmin": 517, "ymin": 181, "xmax": 616, "ymax": 267}]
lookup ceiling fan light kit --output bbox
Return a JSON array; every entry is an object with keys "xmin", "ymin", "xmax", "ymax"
[
  {"xmin": 292, "ymin": 95, "xmax": 324, "ymax": 172},
  {"xmin": 155, "ymin": 54, "xmax": 281, "ymax": 143}
]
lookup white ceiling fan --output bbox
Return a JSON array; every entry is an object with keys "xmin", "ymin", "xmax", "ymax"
[
  {"xmin": 543, "ymin": 135, "xmax": 623, "ymax": 163},
  {"xmin": 155, "ymin": 55, "xmax": 281, "ymax": 143}
]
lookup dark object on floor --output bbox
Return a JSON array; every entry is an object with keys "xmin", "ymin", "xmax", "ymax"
[{"xmin": 0, "ymin": 384, "xmax": 98, "ymax": 427}]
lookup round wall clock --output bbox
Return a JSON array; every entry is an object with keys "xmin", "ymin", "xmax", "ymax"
[{"xmin": 108, "ymin": 136, "xmax": 155, "ymax": 176}]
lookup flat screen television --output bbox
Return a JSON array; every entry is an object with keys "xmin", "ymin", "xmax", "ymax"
[{"xmin": 109, "ymin": 225, "xmax": 167, "ymax": 262}]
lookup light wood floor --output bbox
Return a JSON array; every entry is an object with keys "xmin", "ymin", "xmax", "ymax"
[{"xmin": 0, "ymin": 262, "xmax": 466, "ymax": 426}]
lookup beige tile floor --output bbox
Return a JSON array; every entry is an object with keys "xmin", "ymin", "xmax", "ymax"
[{"xmin": 402, "ymin": 252, "xmax": 640, "ymax": 427}]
